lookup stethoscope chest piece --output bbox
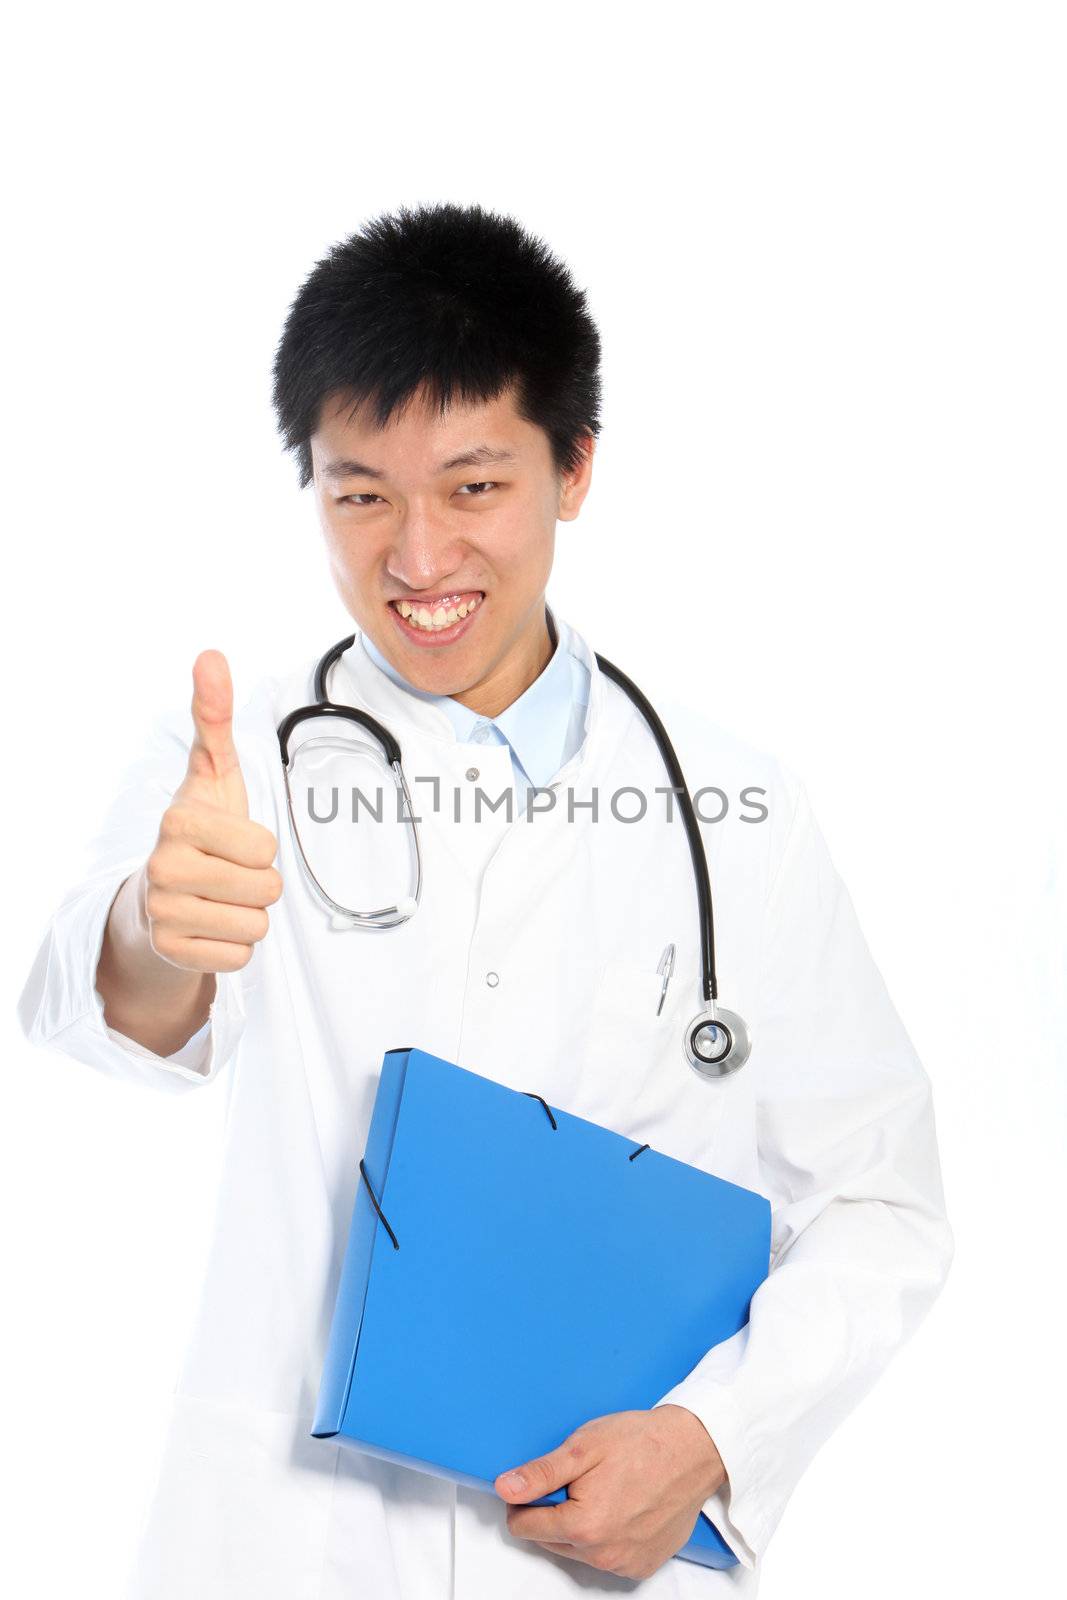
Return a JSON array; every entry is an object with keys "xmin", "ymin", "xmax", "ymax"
[{"xmin": 684, "ymin": 1007, "xmax": 752, "ymax": 1079}]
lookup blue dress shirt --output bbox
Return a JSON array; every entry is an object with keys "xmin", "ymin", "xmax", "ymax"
[{"xmin": 359, "ymin": 605, "xmax": 590, "ymax": 811}]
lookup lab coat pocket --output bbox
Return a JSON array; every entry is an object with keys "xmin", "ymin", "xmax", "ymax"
[
  {"xmin": 592, "ymin": 956, "xmax": 668, "ymax": 1020},
  {"xmin": 578, "ymin": 959, "xmax": 728, "ymax": 1170}
]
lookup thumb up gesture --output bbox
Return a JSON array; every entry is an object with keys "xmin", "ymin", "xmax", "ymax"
[{"xmin": 144, "ymin": 651, "xmax": 282, "ymax": 974}]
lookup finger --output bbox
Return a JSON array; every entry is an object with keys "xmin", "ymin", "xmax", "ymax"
[
  {"xmin": 159, "ymin": 803, "xmax": 278, "ymax": 870},
  {"xmin": 496, "ymin": 1433, "xmax": 592, "ymax": 1501},
  {"xmin": 186, "ymin": 650, "xmax": 248, "ymax": 817},
  {"xmin": 146, "ymin": 891, "xmax": 271, "ymax": 946},
  {"xmin": 150, "ymin": 935, "xmax": 257, "ymax": 975},
  {"xmin": 503, "ymin": 1498, "xmax": 587, "ymax": 1545},
  {"xmin": 151, "ymin": 846, "xmax": 282, "ymax": 908}
]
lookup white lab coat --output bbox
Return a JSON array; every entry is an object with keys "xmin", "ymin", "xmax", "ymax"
[{"xmin": 18, "ymin": 612, "xmax": 954, "ymax": 1598}]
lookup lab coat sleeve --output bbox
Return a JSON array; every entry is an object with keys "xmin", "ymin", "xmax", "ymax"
[
  {"xmin": 651, "ymin": 776, "xmax": 954, "ymax": 1569},
  {"xmin": 16, "ymin": 710, "xmax": 247, "ymax": 1094}
]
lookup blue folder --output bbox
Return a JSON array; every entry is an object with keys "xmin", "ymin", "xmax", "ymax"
[{"xmin": 311, "ymin": 1047, "xmax": 771, "ymax": 1569}]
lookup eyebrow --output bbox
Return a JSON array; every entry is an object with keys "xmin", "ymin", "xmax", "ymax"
[{"xmin": 321, "ymin": 444, "xmax": 518, "ymax": 482}]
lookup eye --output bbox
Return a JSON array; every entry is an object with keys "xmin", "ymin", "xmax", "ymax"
[
  {"xmin": 343, "ymin": 492, "xmax": 382, "ymax": 506},
  {"xmin": 456, "ymin": 481, "xmax": 497, "ymax": 496}
]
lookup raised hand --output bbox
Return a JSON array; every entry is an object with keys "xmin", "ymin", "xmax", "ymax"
[{"xmin": 142, "ymin": 650, "xmax": 282, "ymax": 974}]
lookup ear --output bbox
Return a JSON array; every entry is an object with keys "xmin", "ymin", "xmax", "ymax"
[{"xmin": 557, "ymin": 433, "xmax": 596, "ymax": 522}]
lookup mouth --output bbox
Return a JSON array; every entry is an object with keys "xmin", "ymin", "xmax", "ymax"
[{"xmin": 387, "ymin": 590, "xmax": 485, "ymax": 647}]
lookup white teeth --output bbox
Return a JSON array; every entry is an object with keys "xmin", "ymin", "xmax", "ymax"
[{"xmin": 393, "ymin": 595, "xmax": 482, "ymax": 630}]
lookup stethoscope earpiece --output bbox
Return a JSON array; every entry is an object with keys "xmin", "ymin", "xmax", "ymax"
[{"xmin": 684, "ymin": 1007, "xmax": 752, "ymax": 1080}]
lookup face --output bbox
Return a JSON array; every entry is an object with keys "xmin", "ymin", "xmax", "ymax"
[{"xmin": 309, "ymin": 382, "xmax": 594, "ymax": 716}]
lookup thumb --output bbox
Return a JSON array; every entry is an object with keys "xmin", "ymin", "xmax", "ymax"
[
  {"xmin": 495, "ymin": 1435, "xmax": 584, "ymax": 1501},
  {"xmin": 184, "ymin": 649, "xmax": 248, "ymax": 816}
]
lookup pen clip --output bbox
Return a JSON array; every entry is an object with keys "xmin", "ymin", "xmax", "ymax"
[{"xmin": 656, "ymin": 942, "xmax": 676, "ymax": 1016}]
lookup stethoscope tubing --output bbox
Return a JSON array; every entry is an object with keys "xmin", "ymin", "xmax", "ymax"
[
  {"xmin": 590, "ymin": 651, "xmax": 717, "ymax": 1009},
  {"xmin": 277, "ymin": 615, "xmax": 749, "ymax": 1075}
]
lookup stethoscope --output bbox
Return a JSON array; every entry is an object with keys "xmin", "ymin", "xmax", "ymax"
[{"xmin": 276, "ymin": 613, "xmax": 752, "ymax": 1080}]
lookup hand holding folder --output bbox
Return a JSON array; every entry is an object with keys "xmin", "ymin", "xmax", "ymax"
[
  {"xmin": 493, "ymin": 1398, "xmax": 736, "ymax": 1579},
  {"xmin": 312, "ymin": 1047, "xmax": 771, "ymax": 1570}
]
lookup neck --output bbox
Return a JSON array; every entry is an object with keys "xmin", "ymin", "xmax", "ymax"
[{"xmin": 451, "ymin": 603, "xmax": 555, "ymax": 718}]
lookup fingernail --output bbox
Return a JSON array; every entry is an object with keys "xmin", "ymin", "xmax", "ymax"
[{"xmin": 502, "ymin": 1471, "xmax": 527, "ymax": 1492}]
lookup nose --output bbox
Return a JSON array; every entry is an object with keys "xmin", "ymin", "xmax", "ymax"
[{"xmin": 386, "ymin": 507, "xmax": 469, "ymax": 592}]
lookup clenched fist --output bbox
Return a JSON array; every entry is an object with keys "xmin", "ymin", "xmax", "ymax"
[{"xmin": 144, "ymin": 650, "xmax": 282, "ymax": 974}]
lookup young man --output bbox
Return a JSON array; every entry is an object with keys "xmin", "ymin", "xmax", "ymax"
[{"xmin": 18, "ymin": 201, "xmax": 953, "ymax": 1598}]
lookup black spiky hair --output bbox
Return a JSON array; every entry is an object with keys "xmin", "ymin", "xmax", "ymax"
[{"xmin": 270, "ymin": 200, "xmax": 603, "ymax": 490}]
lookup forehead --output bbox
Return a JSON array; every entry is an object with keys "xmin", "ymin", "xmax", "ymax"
[{"xmin": 310, "ymin": 381, "xmax": 548, "ymax": 471}]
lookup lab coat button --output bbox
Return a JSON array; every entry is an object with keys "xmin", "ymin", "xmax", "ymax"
[
  {"xmin": 485, "ymin": 971, "xmax": 500, "ymax": 987},
  {"xmin": 466, "ymin": 767, "xmax": 480, "ymax": 781}
]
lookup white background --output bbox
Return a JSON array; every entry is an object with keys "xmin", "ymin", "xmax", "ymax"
[{"xmin": 2, "ymin": 3, "xmax": 1063, "ymax": 1594}]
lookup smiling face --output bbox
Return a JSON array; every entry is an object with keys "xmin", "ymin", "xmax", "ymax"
[{"xmin": 310, "ymin": 382, "xmax": 594, "ymax": 717}]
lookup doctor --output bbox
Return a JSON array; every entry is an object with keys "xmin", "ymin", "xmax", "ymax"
[{"xmin": 18, "ymin": 201, "xmax": 953, "ymax": 1598}]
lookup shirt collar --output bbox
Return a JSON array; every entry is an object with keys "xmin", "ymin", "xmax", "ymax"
[{"xmin": 356, "ymin": 602, "xmax": 585, "ymax": 789}]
